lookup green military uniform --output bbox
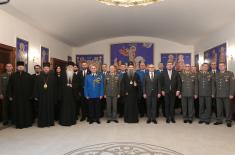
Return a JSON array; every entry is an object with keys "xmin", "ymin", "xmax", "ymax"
[
  {"xmin": 197, "ymin": 71, "xmax": 213, "ymax": 123},
  {"xmin": 0, "ymin": 73, "xmax": 11, "ymax": 123},
  {"xmin": 180, "ymin": 71, "xmax": 198, "ymax": 122},
  {"xmin": 104, "ymin": 73, "xmax": 120, "ymax": 121},
  {"xmin": 212, "ymin": 71, "xmax": 234, "ymax": 124}
]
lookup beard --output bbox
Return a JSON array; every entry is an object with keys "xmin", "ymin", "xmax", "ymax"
[
  {"xmin": 66, "ymin": 70, "xmax": 74, "ymax": 82},
  {"xmin": 127, "ymin": 69, "xmax": 135, "ymax": 78}
]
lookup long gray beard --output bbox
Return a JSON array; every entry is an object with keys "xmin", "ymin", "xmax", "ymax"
[
  {"xmin": 66, "ymin": 70, "xmax": 74, "ymax": 82},
  {"xmin": 127, "ymin": 70, "xmax": 135, "ymax": 78}
]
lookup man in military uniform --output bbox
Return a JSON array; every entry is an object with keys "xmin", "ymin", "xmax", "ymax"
[
  {"xmin": 179, "ymin": 64, "xmax": 198, "ymax": 124},
  {"xmin": 212, "ymin": 62, "xmax": 234, "ymax": 127},
  {"xmin": 84, "ymin": 65, "xmax": 104, "ymax": 124},
  {"xmin": 0, "ymin": 63, "xmax": 13, "ymax": 125},
  {"xmin": 197, "ymin": 63, "xmax": 213, "ymax": 125},
  {"xmin": 104, "ymin": 65, "xmax": 120, "ymax": 123}
]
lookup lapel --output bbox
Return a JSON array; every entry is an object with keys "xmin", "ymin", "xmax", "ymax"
[
  {"xmin": 165, "ymin": 70, "xmax": 170, "ymax": 81},
  {"xmin": 171, "ymin": 70, "xmax": 175, "ymax": 80}
]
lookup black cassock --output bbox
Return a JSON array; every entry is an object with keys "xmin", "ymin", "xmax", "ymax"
[
  {"xmin": 121, "ymin": 72, "xmax": 141, "ymax": 123},
  {"xmin": 33, "ymin": 72, "xmax": 57, "ymax": 127},
  {"xmin": 59, "ymin": 73, "xmax": 79, "ymax": 126},
  {"xmin": 7, "ymin": 71, "xmax": 33, "ymax": 129}
]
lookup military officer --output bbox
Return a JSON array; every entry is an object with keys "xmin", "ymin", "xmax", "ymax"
[
  {"xmin": 179, "ymin": 64, "xmax": 198, "ymax": 124},
  {"xmin": 197, "ymin": 63, "xmax": 213, "ymax": 125},
  {"xmin": 212, "ymin": 62, "xmax": 234, "ymax": 127},
  {"xmin": 104, "ymin": 65, "xmax": 120, "ymax": 123},
  {"xmin": 84, "ymin": 64, "xmax": 104, "ymax": 124},
  {"xmin": 0, "ymin": 63, "xmax": 13, "ymax": 125}
]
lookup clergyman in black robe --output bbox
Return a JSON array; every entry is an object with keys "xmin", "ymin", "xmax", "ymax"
[
  {"xmin": 33, "ymin": 63, "xmax": 57, "ymax": 127},
  {"xmin": 7, "ymin": 61, "xmax": 33, "ymax": 129},
  {"xmin": 59, "ymin": 62, "xmax": 79, "ymax": 126},
  {"xmin": 121, "ymin": 62, "xmax": 141, "ymax": 123}
]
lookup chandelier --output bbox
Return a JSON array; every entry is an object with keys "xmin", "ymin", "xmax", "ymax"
[{"xmin": 97, "ymin": 0, "xmax": 163, "ymax": 7}]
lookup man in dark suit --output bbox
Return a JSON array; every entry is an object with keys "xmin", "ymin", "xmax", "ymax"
[
  {"xmin": 136, "ymin": 62, "xmax": 148, "ymax": 117},
  {"xmin": 160, "ymin": 61, "xmax": 181, "ymax": 123},
  {"xmin": 100, "ymin": 64, "xmax": 109, "ymax": 117},
  {"xmin": 155, "ymin": 62, "xmax": 165, "ymax": 117},
  {"xmin": 77, "ymin": 62, "xmax": 91, "ymax": 122},
  {"xmin": 210, "ymin": 62, "xmax": 218, "ymax": 117},
  {"xmin": 117, "ymin": 63, "xmax": 126, "ymax": 118},
  {"xmin": 31, "ymin": 65, "xmax": 41, "ymax": 122},
  {"xmin": 143, "ymin": 64, "xmax": 161, "ymax": 124},
  {"xmin": 74, "ymin": 64, "xmax": 80, "ymax": 118}
]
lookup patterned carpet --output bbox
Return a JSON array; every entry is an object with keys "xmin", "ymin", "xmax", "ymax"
[{"xmin": 64, "ymin": 142, "xmax": 183, "ymax": 155}]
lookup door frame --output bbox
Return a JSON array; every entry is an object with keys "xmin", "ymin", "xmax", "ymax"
[{"xmin": 0, "ymin": 43, "xmax": 16, "ymax": 71}]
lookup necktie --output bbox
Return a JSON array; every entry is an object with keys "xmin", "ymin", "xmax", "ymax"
[
  {"xmin": 169, "ymin": 71, "xmax": 172, "ymax": 80},
  {"xmin": 151, "ymin": 72, "xmax": 154, "ymax": 80}
]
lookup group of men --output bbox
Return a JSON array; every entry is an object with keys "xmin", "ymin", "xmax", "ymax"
[{"xmin": 0, "ymin": 59, "xmax": 234, "ymax": 129}]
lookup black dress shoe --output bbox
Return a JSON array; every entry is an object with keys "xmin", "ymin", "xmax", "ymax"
[
  {"xmin": 96, "ymin": 121, "xmax": 101, "ymax": 124},
  {"xmin": 184, "ymin": 120, "xmax": 188, "ymax": 123},
  {"xmin": 3, "ymin": 121, "xmax": 9, "ymax": 126},
  {"xmin": 152, "ymin": 120, "xmax": 157, "ymax": 124},
  {"xmin": 188, "ymin": 120, "xmax": 192, "ymax": 124},
  {"xmin": 198, "ymin": 121, "xmax": 204, "ymax": 124},
  {"xmin": 114, "ymin": 120, "xmax": 119, "ymax": 123},
  {"xmin": 227, "ymin": 123, "xmax": 232, "ymax": 127},
  {"xmin": 171, "ymin": 119, "xmax": 176, "ymax": 123},
  {"xmin": 205, "ymin": 122, "xmax": 210, "ymax": 125},
  {"xmin": 107, "ymin": 120, "xmax": 111, "ymax": 123},
  {"xmin": 89, "ymin": 121, "xmax": 93, "ymax": 124},
  {"xmin": 80, "ymin": 117, "xmax": 86, "ymax": 122},
  {"xmin": 147, "ymin": 119, "xmax": 151, "ymax": 124},
  {"xmin": 166, "ymin": 119, "xmax": 170, "ymax": 123},
  {"xmin": 214, "ymin": 122, "xmax": 222, "ymax": 125}
]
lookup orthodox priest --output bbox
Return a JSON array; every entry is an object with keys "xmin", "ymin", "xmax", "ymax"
[
  {"xmin": 121, "ymin": 62, "xmax": 141, "ymax": 123},
  {"xmin": 7, "ymin": 61, "xmax": 33, "ymax": 129},
  {"xmin": 33, "ymin": 62, "xmax": 57, "ymax": 127},
  {"xmin": 59, "ymin": 62, "xmax": 79, "ymax": 126}
]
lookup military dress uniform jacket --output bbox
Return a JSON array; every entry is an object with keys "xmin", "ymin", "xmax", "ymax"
[
  {"xmin": 104, "ymin": 73, "xmax": 120, "ymax": 97},
  {"xmin": 212, "ymin": 71, "xmax": 235, "ymax": 98},
  {"xmin": 0, "ymin": 73, "xmax": 11, "ymax": 96},
  {"xmin": 84, "ymin": 73, "xmax": 104, "ymax": 99},
  {"xmin": 179, "ymin": 72, "xmax": 198, "ymax": 97},
  {"xmin": 196, "ymin": 72, "xmax": 213, "ymax": 97}
]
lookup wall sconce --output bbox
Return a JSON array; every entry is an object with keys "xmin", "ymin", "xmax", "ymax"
[
  {"xmin": 29, "ymin": 48, "xmax": 40, "ymax": 64},
  {"xmin": 227, "ymin": 46, "xmax": 235, "ymax": 61},
  {"xmin": 33, "ymin": 57, "xmax": 39, "ymax": 63}
]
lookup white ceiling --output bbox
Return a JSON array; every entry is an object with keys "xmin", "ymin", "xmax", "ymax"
[{"xmin": 2, "ymin": 0, "xmax": 235, "ymax": 47}]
